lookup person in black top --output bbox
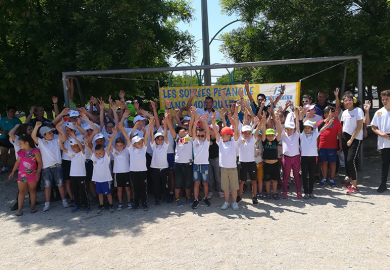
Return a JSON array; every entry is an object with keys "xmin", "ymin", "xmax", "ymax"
[
  {"xmin": 208, "ymin": 124, "xmax": 221, "ymax": 198},
  {"xmin": 315, "ymin": 92, "xmax": 332, "ymax": 112},
  {"xmin": 261, "ymin": 109, "xmax": 283, "ymax": 200}
]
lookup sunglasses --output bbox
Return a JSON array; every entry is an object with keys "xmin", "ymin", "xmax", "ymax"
[
  {"xmin": 343, "ymin": 99, "xmax": 353, "ymax": 103},
  {"xmin": 197, "ymin": 135, "xmax": 205, "ymax": 138},
  {"xmin": 303, "ymin": 100, "xmax": 309, "ymax": 103}
]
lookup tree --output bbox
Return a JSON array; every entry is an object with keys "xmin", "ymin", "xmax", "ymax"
[
  {"xmin": 0, "ymin": 0, "xmax": 195, "ymax": 113},
  {"xmin": 220, "ymin": 0, "xmax": 390, "ymax": 102}
]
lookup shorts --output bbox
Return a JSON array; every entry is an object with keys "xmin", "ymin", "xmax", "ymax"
[
  {"xmin": 85, "ymin": 159, "xmax": 93, "ymax": 182},
  {"xmin": 62, "ymin": 159, "xmax": 71, "ymax": 180},
  {"xmin": 96, "ymin": 181, "xmax": 111, "ymax": 195},
  {"xmin": 221, "ymin": 167, "xmax": 239, "ymax": 191},
  {"xmin": 0, "ymin": 138, "xmax": 14, "ymax": 149},
  {"xmin": 174, "ymin": 163, "xmax": 192, "ymax": 189},
  {"xmin": 319, "ymin": 148, "xmax": 338, "ymax": 163},
  {"xmin": 256, "ymin": 162, "xmax": 264, "ymax": 180},
  {"xmin": 239, "ymin": 161, "xmax": 257, "ymax": 181},
  {"xmin": 42, "ymin": 165, "xmax": 64, "ymax": 188},
  {"xmin": 263, "ymin": 162, "xmax": 280, "ymax": 181},
  {"xmin": 115, "ymin": 172, "xmax": 131, "ymax": 188},
  {"xmin": 193, "ymin": 164, "xmax": 209, "ymax": 183},
  {"xmin": 167, "ymin": 153, "xmax": 175, "ymax": 171}
]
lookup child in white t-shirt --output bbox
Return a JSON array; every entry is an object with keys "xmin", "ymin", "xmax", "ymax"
[
  {"xmin": 111, "ymin": 124, "xmax": 132, "ymax": 210},
  {"xmin": 191, "ymin": 114, "xmax": 211, "ymax": 209},
  {"xmin": 211, "ymin": 112, "xmax": 240, "ymax": 210},
  {"xmin": 371, "ymin": 90, "xmax": 390, "ymax": 193},
  {"xmin": 122, "ymin": 119, "xmax": 152, "ymax": 211},
  {"xmin": 32, "ymin": 122, "xmax": 68, "ymax": 212},
  {"xmin": 59, "ymin": 133, "xmax": 90, "ymax": 213},
  {"xmin": 84, "ymin": 132, "xmax": 116, "ymax": 214}
]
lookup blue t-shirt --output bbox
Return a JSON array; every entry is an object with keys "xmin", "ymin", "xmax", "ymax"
[{"xmin": 0, "ymin": 117, "xmax": 22, "ymax": 139}]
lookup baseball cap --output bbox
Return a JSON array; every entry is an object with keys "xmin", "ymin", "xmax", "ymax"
[
  {"xmin": 39, "ymin": 126, "xmax": 54, "ymax": 136},
  {"xmin": 209, "ymin": 124, "xmax": 219, "ymax": 132},
  {"xmin": 127, "ymin": 116, "xmax": 135, "ymax": 122},
  {"xmin": 303, "ymin": 121, "xmax": 315, "ymax": 128},
  {"xmin": 131, "ymin": 135, "xmax": 144, "ymax": 144},
  {"xmin": 324, "ymin": 106, "xmax": 335, "ymax": 112},
  {"xmin": 215, "ymin": 120, "xmax": 223, "ymax": 124},
  {"xmin": 183, "ymin": 116, "xmax": 191, "ymax": 121},
  {"xmin": 158, "ymin": 109, "xmax": 165, "ymax": 115},
  {"xmin": 82, "ymin": 123, "xmax": 93, "ymax": 130},
  {"xmin": 220, "ymin": 127, "xmax": 233, "ymax": 136},
  {"xmin": 93, "ymin": 133, "xmax": 104, "ymax": 142},
  {"xmin": 305, "ymin": 104, "xmax": 315, "ymax": 111},
  {"xmin": 154, "ymin": 132, "xmax": 164, "ymax": 139},
  {"xmin": 126, "ymin": 103, "xmax": 137, "ymax": 117},
  {"xmin": 252, "ymin": 129, "xmax": 262, "ymax": 135},
  {"xmin": 69, "ymin": 110, "xmax": 80, "ymax": 117},
  {"xmin": 133, "ymin": 115, "xmax": 146, "ymax": 124},
  {"xmin": 86, "ymin": 105, "xmax": 97, "ymax": 112},
  {"xmin": 66, "ymin": 122, "xmax": 76, "ymax": 130},
  {"xmin": 265, "ymin": 129, "xmax": 276, "ymax": 135},
  {"xmin": 241, "ymin": 125, "xmax": 252, "ymax": 132},
  {"xmin": 69, "ymin": 140, "xmax": 78, "ymax": 146}
]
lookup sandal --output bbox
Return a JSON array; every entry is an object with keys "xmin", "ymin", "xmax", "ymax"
[
  {"xmin": 272, "ymin": 193, "xmax": 280, "ymax": 200},
  {"xmin": 265, "ymin": 193, "xmax": 271, "ymax": 200},
  {"xmin": 31, "ymin": 208, "xmax": 37, "ymax": 213},
  {"xmin": 16, "ymin": 210, "xmax": 23, "ymax": 216}
]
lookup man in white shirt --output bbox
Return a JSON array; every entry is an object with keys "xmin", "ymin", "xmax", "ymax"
[{"xmin": 185, "ymin": 89, "xmax": 221, "ymax": 124}]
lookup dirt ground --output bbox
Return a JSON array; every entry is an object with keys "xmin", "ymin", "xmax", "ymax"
[{"xmin": 0, "ymin": 128, "xmax": 389, "ymax": 270}]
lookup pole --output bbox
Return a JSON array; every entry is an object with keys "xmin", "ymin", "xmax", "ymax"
[
  {"xmin": 358, "ymin": 56, "xmax": 364, "ymax": 171},
  {"xmin": 341, "ymin": 65, "xmax": 347, "ymax": 97},
  {"xmin": 62, "ymin": 74, "xmax": 69, "ymax": 108},
  {"xmin": 201, "ymin": 0, "xmax": 211, "ymax": 86}
]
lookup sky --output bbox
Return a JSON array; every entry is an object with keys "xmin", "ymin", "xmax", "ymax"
[{"xmin": 171, "ymin": 0, "xmax": 245, "ymax": 84}]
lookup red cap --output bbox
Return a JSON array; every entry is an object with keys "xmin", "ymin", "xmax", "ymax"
[{"xmin": 220, "ymin": 127, "xmax": 233, "ymax": 135}]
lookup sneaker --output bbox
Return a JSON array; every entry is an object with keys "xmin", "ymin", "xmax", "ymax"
[
  {"xmin": 186, "ymin": 197, "xmax": 194, "ymax": 206},
  {"xmin": 342, "ymin": 182, "xmax": 352, "ymax": 189},
  {"xmin": 117, "ymin": 204, "xmax": 123, "ymax": 211},
  {"xmin": 304, "ymin": 194, "xmax": 309, "ymax": 200},
  {"xmin": 97, "ymin": 205, "xmax": 104, "ymax": 214},
  {"xmin": 329, "ymin": 178, "xmax": 337, "ymax": 187},
  {"xmin": 109, "ymin": 205, "xmax": 114, "ymax": 213},
  {"xmin": 43, "ymin": 202, "xmax": 50, "ymax": 212},
  {"xmin": 282, "ymin": 192, "xmax": 287, "ymax": 199},
  {"xmin": 207, "ymin": 192, "xmax": 213, "ymax": 199},
  {"xmin": 221, "ymin": 202, "xmax": 229, "ymax": 210},
  {"xmin": 84, "ymin": 208, "xmax": 90, "ymax": 213},
  {"xmin": 347, "ymin": 186, "xmax": 359, "ymax": 194},
  {"xmin": 0, "ymin": 169, "xmax": 9, "ymax": 174},
  {"xmin": 232, "ymin": 202, "xmax": 239, "ymax": 210},
  {"xmin": 236, "ymin": 196, "xmax": 242, "ymax": 203},
  {"xmin": 309, "ymin": 194, "xmax": 316, "ymax": 199},
  {"xmin": 344, "ymin": 176, "xmax": 350, "ymax": 182},
  {"xmin": 319, "ymin": 178, "xmax": 327, "ymax": 187},
  {"xmin": 69, "ymin": 199, "xmax": 75, "ymax": 207},
  {"xmin": 219, "ymin": 191, "xmax": 225, "ymax": 198},
  {"xmin": 127, "ymin": 202, "xmax": 133, "ymax": 209},
  {"xmin": 297, "ymin": 192, "xmax": 302, "ymax": 198},
  {"xmin": 142, "ymin": 202, "xmax": 148, "ymax": 211},
  {"xmin": 10, "ymin": 202, "xmax": 18, "ymax": 211},
  {"xmin": 252, "ymin": 196, "xmax": 258, "ymax": 204},
  {"xmin": 167, "ymin": 194, "xmax": 174, "ymax": 203},
  {"xmin": 175, "ymin": 199, "xmax": 183, "ymax": 207},
  {"xmin": 203, "ymin": 198, "xmax": 211, "ymax": 207},
  {"xmin": 192, "ymin": 199, "xmax": 200, "ymax": 209},
  {"xmin": 257, "ymin": 193, "xmax": 264, "ymax": 199},
  {"xmin": 71, "ymin": 206, "xmax": 80, "ymax": 212},
  {"xmin": 154, "ymin": 199, "xmax": 160, "ymax": 205},
  {"xmin": 62, "ymin": 200, "xmax": 69, "ymax": 208},
  {"xmin": 377, "ymin": 183, "xmax": 388, "ymax": 193}
]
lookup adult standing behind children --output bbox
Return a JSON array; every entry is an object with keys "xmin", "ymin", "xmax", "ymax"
[{"xmin": 185, "ymin": 89, "xmax": 221, "ymax": 124}]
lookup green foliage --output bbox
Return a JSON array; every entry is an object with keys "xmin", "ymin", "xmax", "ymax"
[
  {"xmin": 168, "ymin": 73, "xmax": 200, "ymax": 87},
  {"xmin": 0, "ymin": 0, "xmax": 194, "ymax": 112},
  {"xmin": 220, "ymin": 0, "xmax": 390, "ymax": 98}
]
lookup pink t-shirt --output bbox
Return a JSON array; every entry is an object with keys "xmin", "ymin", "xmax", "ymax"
[{"xmin": 17, "ymin": 148, "xmax": 39, "ymax": 183}]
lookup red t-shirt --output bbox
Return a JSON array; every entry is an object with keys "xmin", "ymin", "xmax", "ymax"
[{"xmin": 317, "ymin": 119, "xmax": 342, "ymax": 149}]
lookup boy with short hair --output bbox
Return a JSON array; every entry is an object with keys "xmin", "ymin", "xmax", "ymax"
[
  {"xmin": 191, "ymin": 113, "xmax": 211, "ymax": 209},
  {"xmin": 371, "ymin": 90, "xmax": 390, "ymax": 193},
  {"xmin": 32, "ymin": 122, "xmax": 69, "ymax": 212}
]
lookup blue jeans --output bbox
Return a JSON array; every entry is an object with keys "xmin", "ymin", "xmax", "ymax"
[
  {"xmin": 193, "ymin": 164, "xmax": 209, "ymax": 183},
  {"xmin": 42, "ymin": 166, "xmax": 64, "ymax": 188}
]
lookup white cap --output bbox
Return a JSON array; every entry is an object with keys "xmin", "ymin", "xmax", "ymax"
[
  {"xmin": 39, "ymin": 126, "xmax": 53, "ymax": 136},
  {"xmin": 82, "ymin": 122, "xmax": 93, "ymax": 130},
  {"xmin": 284, "ymin": 111, "xmax": 295, "ymax": 129},
  {"xmin": 241, "ymin": 125, "xmax": 252, "ymax": 132},
  {"xmin": 305, "ymin": 104, "xmax": 315, "ymax": 111},
  {"xmin": 69, "ymin": 140, "xmax": 78, "ymax": 146},
  {"xmin": 86, "ymin": 105, "xmax": 97, "ymax": 112},
  {"xmin": 154, "ymin": 132, "xmax": 164, "ymax": 139},
  {"xmin": 183, "ymin": 116, "xmax": 191, "ymax": 121},
  {"xmin": 66, "ymin": 122, "xmax": 76, "ymax": 130},
  {"xmin": 69, "ymin": 110, "xmax": 80, "ymax": 117},
  {"xmin": 93, "ymin": 133, "xmax": 104, "ymax": 142},
  {"xmin": 133, "ymin": 115, "xmax": 146, "ymax": 124},
  {"xmin": 131, "ymin": 135, "xmax": 143, "ymax": 144},
  {"xmin": 303, "ymin": 121, "xmax": 315, "ymax": 128}
]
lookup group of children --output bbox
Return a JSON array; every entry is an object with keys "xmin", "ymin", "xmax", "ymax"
[{"xmin": 7, "ymin": 87, "xmax": 390, "ymax": 216}]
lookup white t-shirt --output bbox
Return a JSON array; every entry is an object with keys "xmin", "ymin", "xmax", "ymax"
[
  {"xmin": 102, "ymin": 126, "xmax": 122, "ymax": 148},
  {"xmin": 91, "ymin": 153, "xmax": 112, "ymax": 182},
  {"xmin": 196, "ymin": 108, "xmax": 221, "ymax": 123},
  {"xmin": 9, "ymin": 135, "xmax": 20, "ymax": 160},
  {"xmin": 193, "ymin": 138, "xmax": 210, "ymax": 165},
  {"xmin": 157, "ymin": 127, "xmax": 174, "ymax": 154},
  {"xmin": 111, "ymin": 148, "xmax": 130, "ymax": 173},
  {"xmin": 341, "ymin": 107, "xmax": 364, "ymax": 140},
  {"xmin": 371, "ymin": 107, "xmax": 390, "ymax": 150},
  {"xmin": 281, "ymin": 131, "xmax": 300, "ymax": 157},
  {"xmin": 217, "ymin": 138, "xmax": 239, "ymax": 168},
  {"xmin": 127, "ymin": 125, "xmax": 155, "ymax": 155},
  {"xmin": 254, "ymin": 138, "xmax": 263, "ymax": 163},
  {"xmin": 238, "ymin": 135, "xmax": 256, "ymax": 162},
  {"xmin": 300, "ymin": 129, "xmax": 320, "ymax": 156},
  {"xmin": 304, "ymin": 114, "xmax": 323, "ymax": 125},
  {"xmin": 150, "ymin": 141, "xmax": 169, "ymax": 169},
  {"xmin": 37, "ymin": 136, "xmax": 62, "ymax": 169},
  {"xmin": 62, "ymin": 135, "xmax": 84, "ymax": 160},
  {"xmin": 128, "ymin": 144, "xmax": 147, "ymax": 172},
  {"xmin": 66, "ymin": 149, "xmax": 86, "ymax": 176},
  {"xmin": 175, "ymin": 134, "xmax": 193, "ymax": 163}
]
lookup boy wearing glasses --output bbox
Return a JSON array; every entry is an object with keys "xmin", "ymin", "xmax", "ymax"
[{"xmin": 302, "ymin": 95, "xmax": 322, "ymax": 116}]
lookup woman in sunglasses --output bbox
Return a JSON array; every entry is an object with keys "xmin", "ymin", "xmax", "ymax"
[{"xmin": 340, "ymin": 92, "xmax": 363, "ymax": 194}]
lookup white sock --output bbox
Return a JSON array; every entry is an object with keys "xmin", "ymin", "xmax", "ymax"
[{"xmin": 62, "ymin": 199, "xmax": 67, "ymax": 202}]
